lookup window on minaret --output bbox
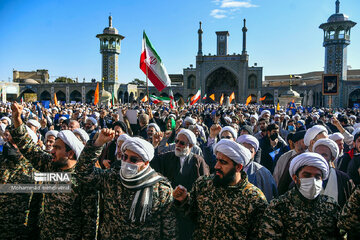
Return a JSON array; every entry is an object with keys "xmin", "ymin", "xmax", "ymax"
[
  {"xmin": 248, "ymin": 74, "xmax": 257, "ymax": 89},
  {"xmin": 187, "ymin": 75, "xmax": 196, "ymax": 89}
]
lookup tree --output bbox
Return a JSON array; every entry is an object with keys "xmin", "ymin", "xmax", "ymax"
[
  {"xmin": 54, "ymin": 77, "xmax": 75, "ymax": 83},
  {"xmin": 129, "ymin": 78, "xmax": 145, "ymax": 86}
]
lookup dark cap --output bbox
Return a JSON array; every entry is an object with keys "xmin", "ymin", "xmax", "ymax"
[
  {"xmin": 292, "ymin": 130, "xmax": 306, "ymax": 143},
  {"xmin": 241, "ymin": 125, "xmax": 253, "ymax": 135}
]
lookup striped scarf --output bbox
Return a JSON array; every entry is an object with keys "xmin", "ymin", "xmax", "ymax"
[{"xmin": 120, "ymin": 165, "xmax": 163, "ymax": 222}]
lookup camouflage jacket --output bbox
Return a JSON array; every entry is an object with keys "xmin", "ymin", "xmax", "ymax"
[
  {"xmin": 176, "ymin": 172, "xmax": 268, "ymax": 240},
  {"xmin": 338, "ymin": 185, "xmax": 360, "ymax": 239},
  {"xmin": 10, "ymin": 124, "xmax": 90, "ymax": 240},
  {"xmin": 257, "ymin": 188, "xmax": 342, "ymax": 240},
  {"xmin": 0, "ymin": 145, "xmax": 38, "ymax": 240},
  {"xmin": 75, "ymin": 141, "xmax": 177, "ymax": 240}
]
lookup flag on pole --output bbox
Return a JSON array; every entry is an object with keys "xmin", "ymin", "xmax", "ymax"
[
  {"xmin": 219, "ymin": 94, "xmax": 224, "ymax": 105},
  {"xmin": 169, "ymin": 89, "xmax": 176, "ymax": 109},
  {"xmin": 140, "ymin": 31, "xmax": 171, "ymax": 92},
  {"xmin": 277, "ymin": 100, "xmax": 280, "ymax": 111},
  {"xmin": 94, "ymin": 83, "xmax": 99, "ymax": 105},
  {"xmin": 141, "ymin": 95, "xmax": 149, "ymax": 102},
  {"xmin": 229, "ymin": 92, "xmax": 235, "ymax": 103},
  {"xmin": 54, "ymin": 93, "xmax": 58, "ymax": 106},
  {"xmin": 260, "ymin": 96, "xmax": 266, "ymax": 101},
  {"xmin": 190, "ymin": 89, "xmax": 201, "ymax": 105},
  {"xmin": 111, "ymin": 89, "xmax": 115, "ymax": 107},
  {"xmin": 202, "ymin": 94, "xmax": 207, "ymax": 100},
  {"xmin": 21, "ymin": 96, "xmax": 24, "ymax": 104},
  {"xmin": 246, "ymin": 95, "xmax": 252, "ymax": 106},
  {"xmin": 209, "ymin": 94, "xmax": 215, "ymax": 101},
  {"xmin": 150, "ymin": 95, "xmax": 171, "ymax": 104}
]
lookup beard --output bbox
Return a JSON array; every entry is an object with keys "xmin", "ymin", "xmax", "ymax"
[
  {"xmin": 52, "ymin": 156, "xmax": 68, "ymax": 169},
  {"xmin": 175, "ymin": 146, "xmax": 189, "ymax": 157},
  {"xmin": 213, "ymin": 166, "xmax": 237, "ymax": 187}
]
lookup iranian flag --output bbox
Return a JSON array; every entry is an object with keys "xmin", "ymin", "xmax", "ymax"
[
  {"xmin": 150, "ymin": 95, "xmax": 171, "ymax": 104},
  {"xmin": 190, "ymin": 89, "xmax": 201, "ymax": 105},
  {"xmin": 202, "ymin": 94, "xmax": 207, "ymax": 100},
  {"xmin": 169, "ymin": 89, "xmax": 176, "ymax": 109},
  {"xmin": 140, "ymin": 31, "xmax": 171, "ymax": 92}
]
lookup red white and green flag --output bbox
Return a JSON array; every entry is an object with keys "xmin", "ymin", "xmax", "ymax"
[
  {"xmin": 190, "ymin": 89, "xmax": 201, "ymax": 105},
  {"xmin": 202, "ymin": 94, "xmax": 207, "ymax": 100},
  {"xmin": 150, "ymin": 95, "xmax": 171, "ymax": 104},
  {"xmin": 169, "ymin": 89, "xmax": 175, "ymax": 109},
  {"xmin": 140, "ymin": 31, "xmax": 171, "ymax": 92}
]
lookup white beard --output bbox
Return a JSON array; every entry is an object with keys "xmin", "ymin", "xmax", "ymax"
[{"xmin": 175, "ymin": 146, "xmax": 190, "ymax": 157}]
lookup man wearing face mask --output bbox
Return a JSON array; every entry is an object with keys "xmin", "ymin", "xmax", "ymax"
[
  {"xmin": 260, "ymin": 124, "xmax": 289, "ymax": 173},
  {"xmin": 151, "ymin": 129, "xmax": 209, "ymax": 240},
  {"xmin": 173, "ymin": 139, "xmax": 267, "ymax": 240},
  {"xmin": 75, "ymin": 130, "xmax": 176, "ymax": 239},
  {"xmin": 258, "ymin": 152, "xmax": 342, "ymax": 239}
]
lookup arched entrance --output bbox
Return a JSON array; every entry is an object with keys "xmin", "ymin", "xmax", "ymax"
[
  {"xmin": 246, "ymin": 94, "xmax": 257, "ymax": 104},
  {"xmin": 118, "ymin": 91, "xmax": 123, "ymax": 103},
  {"xmin": 206, "ymin": 67, "xmax": 238, "ymax": 103},
  {"xmin": 70, "ymin": 90, "xmax": 82, "ymax": 102},
  {"xmin": 124, "ymin": 91, "xmax": 129, "ymax": 103},
  {"xmin": 349, "ymin": 89, "xmax": 360, "ymax": 107},
  {"xmin": 56, "ymin": 91, "xmax": 66, "ymax": 102},
  {"xmin": 86, "ymin": 90, "xmax": 95, "ymax": 104},
  {"xmin": 40, "ymin": 91, "xmax": 51, "ymax": 101},
  {"xmin": 262, "ymin": 93, "xmax": 274, "ymax": 105},
  {"xmin": 174, "ymin": 93, "xmax": 183, "ymax": 101}
]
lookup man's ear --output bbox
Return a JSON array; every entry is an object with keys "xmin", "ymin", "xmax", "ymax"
[
  {"xmin": 236, "ymin": 163, "xmax": 243, "ymax": 172},
  {"xmin": 292, "ymin": 174, "xmax": 299, "ymax": 184},
  {"xmin": 67, "ymin": 150, "xmax": 76, "ymax": 160},
  {"xmin": 189, "ymin": 143, "xmax": 193, "ymax": 148}
]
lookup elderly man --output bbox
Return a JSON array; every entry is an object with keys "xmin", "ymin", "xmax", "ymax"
[
  {"xmin": 152, "ymin": 129, "xmax": 209, "ymax": 240},
  {"xmin": 0, "ymin": 116, "xmax": 11, "ymax": 126},
  {"xmin": 68, "ymin": 119, "xmax": 80, "ymax": 131},
  {"xmin": 75, "ymin": 131, "xmax": 176, "ymax": 239},
  {"xmin": 303, "ymin": 124, "xmax": 328, "ymax": 152},
  {"xmin": 173, "ymin": 139, "xmax": 267, "ymax": 240},
  {"xmin": 313, "ymin": 139, "xmax": 353, "ymax": 207},
  {"xmin": 147, "ymin": 123, "xmax": 160, "ymax": 142},
  {"xmin": 237, "ymin": 134, "xmax": 278, "ymax": 202},
  {"xmin": 85, "ymin": 116, "xmax": 98, "ymax": 140},
  {"xmin": 258, "ymin": 152, "xmax": 342, "ymax": 239},
  {"xmin": 44, "ymin": 130, "xmax": 59, "ymax": 152},
  {"xmin": 10, "ymin": 102, "xmax": 87, "ymax": 240}
]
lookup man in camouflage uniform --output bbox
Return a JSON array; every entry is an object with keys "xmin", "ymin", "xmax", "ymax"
[
  {"xmin": 75, "ymin": 129, "xmax": 176, "ymax": 240},
  {"xmin": 338, "ymin": 185, "xmax": 360, "ymax": 239},
  {"xmin": 173, "ymin": 139, "xmax": 268, "ymax": 240},
  {"xmin": 9, "ymin": 102, "xmax": 91, "ymax": 240},
  {"xmin": 258, "ymin": 152, "xmax": 342, "ymax": 240},
  {"xmin": 0, "ymin": 128, "xmax": 39, "ymax": 240}
]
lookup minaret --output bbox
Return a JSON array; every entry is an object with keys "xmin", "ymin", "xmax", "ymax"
[
  {"xmin": 242, "ymin": 19, "xmax": 247, "ymax": 55},
  {"xmin": 197, "ymin": 21, "xmax": 203, "ymax": 56},
  {"xmin": 319, "ymin": 0, "xmax": 356, "ymax": 107},
  {"xmin": 96, "ymin": 16, "xmax": 125, "ymax": 93}
]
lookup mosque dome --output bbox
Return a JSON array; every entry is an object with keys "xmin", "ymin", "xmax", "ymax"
[
  {"xmin": 328, "ymin": 13, "xmax": 349, "ymax": 23},
  {"xmin": 23, "ymin": 79, "xmax": 39, "ymax": 84},
  {"xmin": 102, "ymin": 16, "xmax": 119, "ymax": 35},
  {"xmin": 100, "ymin": 89, "xmax": 112, "ymax": 102},
  {"xmin": 281, "ymin": 88, "xmax": 300, "ymax": 98}
]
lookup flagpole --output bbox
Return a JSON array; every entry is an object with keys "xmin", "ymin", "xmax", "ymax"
[{"xmin": 146, "ymin": 64, "xmax": 149, "ymax": 105}]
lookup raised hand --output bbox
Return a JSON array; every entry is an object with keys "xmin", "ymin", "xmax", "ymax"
[
  {"xmin": 209, "ymin": 124, "xmax": 222, "ymax": 139},
  {"xmin": 11, "ymin": 102, "xmax": 24, "ymax": 128},
  {"xmin": 94, "ymin": 128, "xmax": 115, "ymax": 147},
  {"xmin": 173, "ymin": 185, "xmax": 188, "ymax": 203},
  {"xmin": 152, "ymin": 131, "xmax": 164, "ymax": 147}
]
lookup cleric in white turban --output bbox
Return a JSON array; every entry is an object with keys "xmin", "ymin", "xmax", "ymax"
[
  {"xmin": 236, "ymin": 134, "xmax": 259, "ymax": 152},
  {"xmin": 86, "ymin": 117, "xmax": 98, "ymax": 127},
  {"xmin": 313, "ymin": 138, "xmax": 339, "ymax": 161},
  {"xmin": 121, "ymin": 137, "xmax": 155, "ymax": 162},
  {"xmin": 115, "ymin": 134, "xmax": 131, "ymax": 160},
  {"xmin": 177, "ymin": 129, "xmax": 197, "ymax": 145},
  {"xmin": 289, "ymin": 152, "xmax": 329, "ymax": 180},
  {"xmin": 73, "ymin": 128, "xmax": 90, "ymax": 144},
  {"xmin": 214, "ymin": 139, "xmax": 251, "ymax": 166},
  {"xmin": 147, "ymin": 123, "xmax": 160, "ymax": 132},
  {"xmin": 303, "ymin": 125, "xmax": 328, "ymax": 151},
  {"xmin": 57, "ymin": 130, "xmax": 85, "ymax": 160},
  {"xmin": 0, "ymin": 116, "xmax": 11, "ymax": 126},
  {"xmin": 220, "ymin": 126, "xmax": 238, "ymax": 140},
  {"xmin": 27, "ymin": 119, "xmax": 41, "ymax": 133}
]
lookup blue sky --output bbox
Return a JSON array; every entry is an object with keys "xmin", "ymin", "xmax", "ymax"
[{"xmin": 0, "ymin": 0, "xmax": 359, "ymax": 84}]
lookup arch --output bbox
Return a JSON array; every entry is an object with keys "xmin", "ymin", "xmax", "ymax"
[
  {"xmin": 248, "ymin": 74, "xmax": 257, "ymax": 89},
  {"xmin": 86, "ymin": 90, "xmax": 95, "ymax": 104},
  {"xmin": 124, "ymin": 91, "xmax": 129, "ymax": 103},
  {"xmin": 204, "ymin": 65, "xmax": 240, "ymax": 81},
  {"xmin": 174, "ymin": 93, "xmax": 183, "ymax": 101},
  {"xmin": 187, "ymin": 75, "xmax": 196, "ymax": 89},
  {"xmin": 20, "ymin": 88, "xmax": 36, "ymax": 101},
  {"xmin": 205, "ymin": 67, "xmax": 238, "ymax": 103},
  {"xmin": 160, "ymin": 92, "xmax": 169, "ymax": 98},
  {"xmin": 70, "ymin": 90, "xmax": 82, "ymax": 103},
  {"xmin": 40, "ymin": 90, "xmax": 51, "ymax": 101},
  {"xmin": 129, "ymin": 92, "xmax": 134, "ymax": 102},
  {"xmin": 139, "ymin": 92, "xmax": 145, "ymax": 101},
  {"xmin": 118, "ymin": 91, "xmax": 123, "ymax": 103},
  {"xmin": 246, "ymin": 94, "xmax": 257, "ymax": 104},
  {"xmin": 56, "ymin": 91, "xmax": 66, "ymax": 102},
  {"xmin": 262, "ymin": 93, "xmax": 274, "ymax": 105},
  {"xmin": 349, "ymin": 89, "xmax": 360, "ymax": 107}
]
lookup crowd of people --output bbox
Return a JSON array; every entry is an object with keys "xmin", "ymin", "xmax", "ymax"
[{"xmin": 1, "ymin": 100, "xmax": 360, "ymax": 240}]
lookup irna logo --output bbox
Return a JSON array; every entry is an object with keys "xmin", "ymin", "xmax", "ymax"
[{"xmin": 34, "ymin": 172, "xmax": 71, "ymax": 182}]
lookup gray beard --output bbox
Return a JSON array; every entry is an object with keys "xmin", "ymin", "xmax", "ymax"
[{"xmin": 175, "ymin": 147, "xmax": 189, "ymax": 157}]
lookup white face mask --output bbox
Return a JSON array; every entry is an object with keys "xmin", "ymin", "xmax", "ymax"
[
  {"xmin": 298, "ymin": 177, "xmax": 323, "ymax": 200},
  {"xmin": 120, "ymin": 161, "xmax": 139, "ymax": 178}
]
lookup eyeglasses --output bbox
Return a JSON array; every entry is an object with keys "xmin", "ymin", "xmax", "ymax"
[
  {"xmin": 122, "ymin": 154, "xmax": 142, "ymax": 164},
  {"xmin": 221, "ymin": 136, "xmax": 233, "ymax": 139},
  {"xmin": 175, "ymin": 139, "xmax": 187, "ymax": 146}
]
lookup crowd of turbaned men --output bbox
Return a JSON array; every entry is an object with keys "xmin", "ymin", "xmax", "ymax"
[{"xmin": 1, "ymin": 100, "xmax": 360, "ymax": 240}]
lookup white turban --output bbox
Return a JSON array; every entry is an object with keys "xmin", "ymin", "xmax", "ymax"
[
  {"xmin": 236, "ymin": 134, "xmax": 259, "ymax": 152},
  {"xmin": 214, "ymin": 139, "xmax": 251, "ymax": 166},
  {"xmin": 147, "ymin": 123, "xmax": 160, "ymax": 132},
  {"xmin": 274, "ymin": 114, "xmax": 280, "ymax": 118},
  {"xmin": 260, "ymin": 110, "xmax": 270, "ymax": 117},
  {"xmin": 353, "ymin": 123, "xmax": 360, "ymax": 130},
  {"xmin": 177, "ymin": 129, "xmax": 197, "ymax": 145},
  {"xmin": 73, "ymin": 128, "xmax": 89, "ymax": 143},
  {"xmin": 250, "ymin": 114, "xmax": 258, "ymax": 121},
  {"xmin": 57, "ymin": 130, "xmax": 84, "ymax": 160},
  {"xmin": 224, "ymin": 116, "xmax": 232, "ymax": 123},
  {"xmin": 313, "ymin": 138, "xmax": 339, "ymax": 161},
  {"xmin": 219, "ymin": 126, "xmax": 238, "ymax": 139},
  {"xmin": 0, "ymin": 117, "xmax": 11, "ymax": 125},
  {"xmin": 94, "ymin": 112, "xmax": 100, "ymax": 119},
  {"xmin": 289, "ymin": 152, "xmax": 329, "ymax": 180},
  {"xmin": 25, "ymin": 125, "xmax": 38, "ymax": 144},
  {"xmin": 304, "ymin": 125, "xmax": 328, "ymax": 146},
  {"xmin": 121, "ymin": 137, "xmax": 154, "ymax": 162},
  {"xmin": 45, "ymin": 130, "xmax": 59, "ymax": 141},
  {"xmin": 0, "ymin": 123, "xmax": 6, "ymax": 133},
  {"xmin": 184, "ymin": 116, "xmax": 196, "ymax": 125},
  {"xmin": 329, "ymin": 132, "xmax": 344, "ymax": 142},
  {"xmin": 86, "ymin": 117, "xmax": 98, "ymax": 127},
  {"xmin": 59, "ymin": 116, "xmax": 67, "ymax": 121},
  {"xmin": 27, "ymin": 119, "xmax": 41, "ymax": 129},
  {"xmin": 117, "ymin": 134, "xmax": 131, "ymax": 144}
]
